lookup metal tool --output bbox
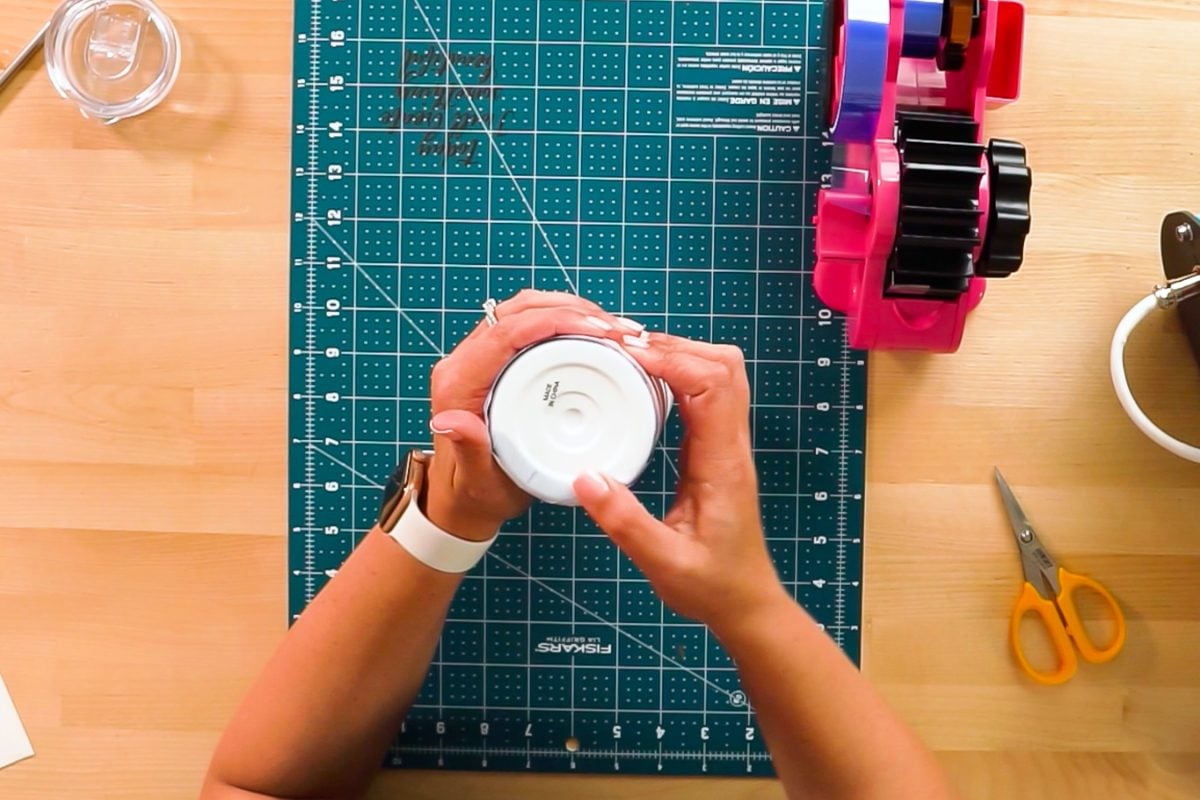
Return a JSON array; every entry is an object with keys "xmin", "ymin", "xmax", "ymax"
[
  {"xmin": 0, "ymin": 20, "xmax": 51, "ymax": 97},
  {"xmin": 994, "ymin": 468, "xmax": 1126, "ymax": 685}
]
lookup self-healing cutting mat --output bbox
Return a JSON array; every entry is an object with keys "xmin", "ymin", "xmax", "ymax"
[{"xmin": 288, "ymin": 0, "xmax": 865, "ymax": 776}]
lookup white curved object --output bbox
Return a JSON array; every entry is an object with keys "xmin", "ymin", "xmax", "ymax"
[{"xmin": 1110, "ymin": 292, "xmax": 1200, "ymax": 463}]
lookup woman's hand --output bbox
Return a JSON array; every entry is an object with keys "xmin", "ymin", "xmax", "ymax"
[
  {"xmin": 423, "ymin": 290, "xmax": 638, "ymax": 540},
  {"xmin": 572, "ymin": 334, "xmax": 789, "ymax": 637}
]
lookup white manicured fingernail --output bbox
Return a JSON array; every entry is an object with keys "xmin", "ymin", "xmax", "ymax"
[
  {"xmin": 429, "ymin": 418, "xmax": 455, "ymax": 436},
  {"xmin": 580, "ymin": 470, "xmax": 609, "ymax": 494},
  {"xmin": 622, "ymin": 333, "xmax": 649, "ymax": 349},
  {"xmin": 617, "ymin": 316, "xmax": 645, "ymax": 332},
  {"xmin": 584, "ymin": 315, "xmax": 613, "ymax": 331}
]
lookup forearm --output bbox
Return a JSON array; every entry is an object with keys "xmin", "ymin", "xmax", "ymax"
[
  {"xmin": 202, "ymin": 529, "xmax": 460, "ymax": 800},
  {"xmin": 715, "ymin": 593, "xmax": 956, "ymax": 800}
]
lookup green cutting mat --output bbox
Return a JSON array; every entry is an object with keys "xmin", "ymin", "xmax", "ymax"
[{"xmin": 288, "ymin": 0, "xmax": 865, "ymax": 776}]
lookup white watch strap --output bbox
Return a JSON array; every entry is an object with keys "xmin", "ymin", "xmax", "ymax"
[{"xmin": 385, "ymin": 499, "xmax": 497, "ymax": 573}]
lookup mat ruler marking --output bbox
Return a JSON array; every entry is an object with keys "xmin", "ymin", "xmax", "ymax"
[
  {"xmin": 835, "ymin": 333, "xmax": 848, "ymax": 645},
  {"xmin": 350, "ymin": 0, "xmax": 362, "ymax": 553},
  {"xmin": 395, "ymin": 745, "xmax": 774, "ymax": 760},
  {"xmin": 300, "ymin": 0, "xmax": 322, "ymax": 610},
  {"xmin": 659, "ymin": 15, "xmax": 673, "ymax": 773}
]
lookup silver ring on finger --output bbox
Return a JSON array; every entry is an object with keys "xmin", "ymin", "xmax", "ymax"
[{"xmin": 482, "ymin": 297, "xmax": 499, "ymax": 328}]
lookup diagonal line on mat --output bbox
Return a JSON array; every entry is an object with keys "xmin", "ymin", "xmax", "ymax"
[
  {"xmin": 309, "ymin": 444, "xmax": 681, "ymax": 547},
  {"xmin": 385, "ymin": 5, "xmax": 682, "ymax": 479},
  {"xmin": 314, "ymin": 409, "xmax": 679, "ymax": 511},
  {"xmin": 312, "ymin": 223, "xmax": 680, "ymax": 482},
  {"xmin": 487, "ymin": 550, "xmax": 745, "ymax": 707},
  {"xmin": 314, "ymin": 220, "xmax": 446, "ymax": 357},
  {"xmin": 348, "ymin": 7, "xmax": 681, "ymax": 482},
  {"xmin": 409, "ymin": 0, "xmax": 579, "ymax": 295},
  {"xmin": 661, "ymin": 435, "xmax": 680, "ymax": 480},
  {"xmin": 309, "ymin": 444, "xmax": 385, "ymax": 489},
  {"xmin": 311, "ymin": 436, "xmax": 732, "ymax": 704}
]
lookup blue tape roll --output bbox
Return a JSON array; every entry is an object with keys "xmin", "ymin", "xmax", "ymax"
[
  {"xmin": 901, "ymin": 0, "xmax": 943, "ymax": 58},
  {"xmin": 828, "ymin": 0, "xmax": 890, "ymax": 145}
]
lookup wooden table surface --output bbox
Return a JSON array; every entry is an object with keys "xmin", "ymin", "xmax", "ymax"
[{"xmin": 2, "ymin": 0, "xmax": 1199, "ymax": 797}]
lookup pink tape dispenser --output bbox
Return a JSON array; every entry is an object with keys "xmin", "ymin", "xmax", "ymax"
[{"xmin": 814, "ymin": 0, "xmax": 1031, "ymax": 351}]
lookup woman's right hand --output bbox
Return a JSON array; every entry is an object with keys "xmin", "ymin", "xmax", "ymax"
[{"xmin": 572, "ymin": 334, "xmax": 791, "ymax": 637}]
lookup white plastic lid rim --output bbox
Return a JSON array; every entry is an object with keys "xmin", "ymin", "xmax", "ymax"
[{"xmin": 485, "ymin": 336, "xmax": 673, "ymax": 506}]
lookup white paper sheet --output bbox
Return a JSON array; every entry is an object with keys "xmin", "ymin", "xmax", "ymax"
[{"xmin": 0, "ymin": 674, "xmax": 33, "ymax": 769}]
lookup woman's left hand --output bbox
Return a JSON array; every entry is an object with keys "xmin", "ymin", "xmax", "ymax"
[{"xmin": 422, "ymin": 290, "xmax": 638, "ymax": 540}]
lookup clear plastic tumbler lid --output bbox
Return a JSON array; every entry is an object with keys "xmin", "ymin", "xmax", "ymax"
[{"xmin": 44, "ymin": 0, "xmax": 181, "ymax": 124}]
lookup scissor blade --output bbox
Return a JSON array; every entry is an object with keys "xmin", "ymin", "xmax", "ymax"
[
  {"xmin": 0, "ymin": 20, "xmax": 50, "ymax": 96},
  {"xmin": 994, "ymin": 468, "xmax": 1034, "ymax": 539}
]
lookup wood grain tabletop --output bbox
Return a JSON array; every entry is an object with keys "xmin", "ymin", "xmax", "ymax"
[{"xmin": 1, "ymin": 0, "xmax": 1198, "ymax": 797}]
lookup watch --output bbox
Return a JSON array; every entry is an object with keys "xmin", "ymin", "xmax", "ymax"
[{"xmin": 375, "ymin": 449, "xmax": 498, "ymax": 573}]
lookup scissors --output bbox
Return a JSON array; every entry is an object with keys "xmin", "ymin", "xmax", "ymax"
[{"xmin": 994, "ymin": 469, "xmax": 1127, "ymax": 685}]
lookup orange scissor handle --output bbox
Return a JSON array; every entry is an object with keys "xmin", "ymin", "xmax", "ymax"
[
  {"xmin": 1053, "ymin": 567, "xmax": 1127, "ymax": 664},
  {"xmin": 1010, "ymin": 581, "xmax": 1077, "ymax": 685}
]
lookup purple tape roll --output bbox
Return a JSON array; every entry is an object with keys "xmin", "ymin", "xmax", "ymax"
[{"xmin": 827, "ymin": 0, "xmax": 891, "ymax": 145}]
